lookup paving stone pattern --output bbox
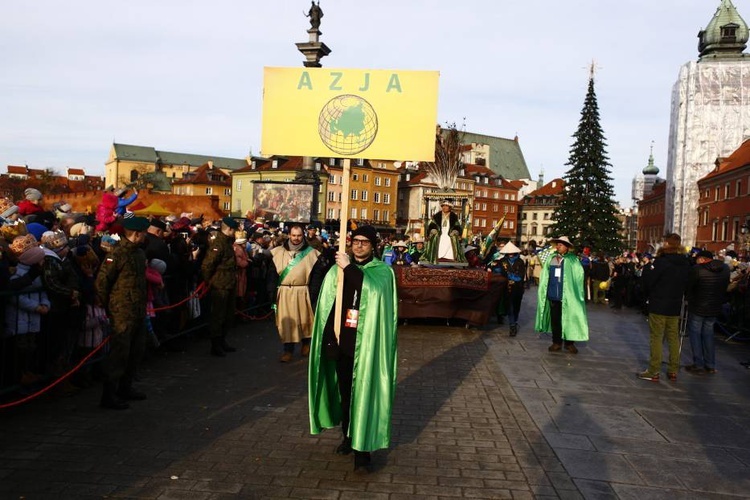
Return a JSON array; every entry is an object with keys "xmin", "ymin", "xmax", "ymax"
[{"xmin": 2, "ymin": 288, "xmax": 749, "ymax": 499}]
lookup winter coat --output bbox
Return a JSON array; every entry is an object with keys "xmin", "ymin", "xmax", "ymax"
[
  {"xmin": 686, "ymin": 259, "xmax": 730, "ymax": 317},
  {"xmin": 5, "ymin": 264, "xmax": 50, "ymax": 335},
  {"xmin": 643, "ymin": 249, "xmax": 690, "ymax": 316}
]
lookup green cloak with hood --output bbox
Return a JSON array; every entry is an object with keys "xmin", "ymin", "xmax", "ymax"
[
  {"xmin": 308, "ymin": 258, "xmax": 398, "ymax": 452},
  {"xmin": 534, "ymin": 251, "xmax": 589, "ymax": 341}
]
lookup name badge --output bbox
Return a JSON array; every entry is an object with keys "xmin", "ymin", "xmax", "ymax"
[
  {"xmin": 345, "ymin": 309, "xmax": 359, "ymax": 328},
  {"xmin": 554, "ymin": 267, "xmax": 562, "ymax": 278}
]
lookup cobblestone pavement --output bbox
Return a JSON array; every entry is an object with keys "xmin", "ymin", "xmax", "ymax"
[
  {"xmin": 1, "ymin": 289, "xmax": 749, "ymax": 499},
  {"xmin": 0, "ymin": 311, "xmax": 575, "ymax": 499}
]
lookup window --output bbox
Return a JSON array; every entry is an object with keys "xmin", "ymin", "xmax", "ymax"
[
  {"xmin": 318, "ymin": 184, "xmax": 323, "ymax": 194},
  {"xmin": 338, "ymin": 192, "xmax": 342, "ymax": 202},
  {"xmin": 223, "ymin": 202, "xmax": 230, "ymax": 211},
  {"xmin": 363, "ymin": 174, "xmax": 369, "ymax": 182},
  {"xmin": 205, "ymin": 187, "xmax": 213, "ymax": 195},
  {"xmin": 481, "ymin": 219, "xmax": 487, "ymax": 228},
  {"xmin": 384, "ymin": 178, "xmax": 391, "ymax": 187},
  {"xmin": 374, "ymin": 209, "xmax": 380, "ymax": 220},
  {"xmin": 724, "ymin": 183, "xmax": 730, "ymax": 199},
  {"xmin": 351, "ymin": 208, "xmax": 357, "ymax": 218},
  {"xmin": 361, "ymin": 190, "xmax": 368, "ymax": 201},
  {"xmin": 475, "ymin": 202, "xmax": 480, "ymax": 210},
  {"xmin": 533, "ymin": 213, "xmax": 538, "ymax": 220},
  {"xmin": 328, "ymin": 192, "xmax": 335, "ymax": 202},
  {"xmin": 272, "ymin": 160, "xmax": 278, "ymax": 169},
  {"xmin": 543, "ymin": 213, "xmax": 549, "ymax": 220},
  {"xmin": 383, "ymin": 193, "xmax": 391, "ymax": 204},
  {"xmin": 352, "ymin": 174, "xmax": 359, "ymax": 181},
  {"xmin": 351, "ymin": 189, "xmax": 358, "ymax": 200},
  {"xmin": 493, "ymin": 204, "xmax": 499, "ymax": 212},
  {"xmin": 475, "ymin": 190, "xmax": 482, "ymax": 197},
  {"xmin": 503, "ymin": 221, "xmax": 508, "ymax": 229},
  {"xmin": 737, "ymin": 180, "xmax": 742, "ymax": 197},
  {"xmin": 474, "ymin": 219, "xmax": 480, "ymax": 227},
  {"xmin": 504, "ymin": 193, "xmax": 510, "ymax": 200},
  {"xmin": 317, "ymin": 202, "xmax": 322, "ymax": 214},
  {"xmin": 715, "ymin": 187, "xmax": 720, "ymax": 201},
  {"xmin": 235, "ymin": 179, "xmax": 242, "ymax": 191},
  {"xmin": 383, "ymin": 210, "xmax": 389, "ymax": 222},
  {"xmin": 493, "ymin": 192, "xmax": 499, "ymax": 199},
  {"xmin": 327, "ymin": 208, "xmax": 334, "ymax": 219},
  {"xmin": 712, "ymin": 220, "xmax": 718, "ymax": 241},
  {"xmin": 482, "ymin": 203, "xmax": 487, "ymax": 210},
  {"xmin": 330, "ymin": 174, "xmax": 336, "ymax": 185},
  {"xmin": 522, "ymin": 212, "xmax": 527, "ymax": 220},
  {"xmin": 509, "ymin": 221, "xmax": 514, "ymax": 229},
  {"xmin": 510, "ymin": 206, "xmax": 515, "ymax": 213},
  {"xmin": 722, "ymin": 219, "xmax": 729, "ymax": 241},
  {"xmin": 375, "ymin": 176, "xmax": 381, "ymax": 186},
  {"xmin": 374, "ymin": 192, "xmax": 380, "ymax": 203},
  {"xmin": 224, "ymin": 188, "xmax": 231, "ymax": 196}
]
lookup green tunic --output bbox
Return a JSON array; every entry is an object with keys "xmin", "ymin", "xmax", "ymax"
[
  {"xmin": 534, "ymin": 251, "xmax": 589, "ymax": 342},
  {"xmin": 308, "ymin": 258, "xmax": 398, "ymax": 452}
]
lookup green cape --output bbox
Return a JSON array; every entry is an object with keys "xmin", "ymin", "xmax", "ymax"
[
  {"xmin": 534, "ymin": 251, "xmax": 589, "ymax": 341},
  {"xmin": 308, "ymin": 258, "xmax": 398, "ymax": 452}
]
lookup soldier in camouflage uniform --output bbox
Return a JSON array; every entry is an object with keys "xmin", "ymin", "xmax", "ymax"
[
  {"xmin": 202, "ymin": 217, "xmax": 239, "ymax": 357},
  {"xmin": 95, "ymin": 217, "xmax": 149, "ymax": 410}
]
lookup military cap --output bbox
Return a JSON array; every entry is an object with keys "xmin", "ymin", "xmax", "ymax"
[
  {"xmin": 122, "ymin": 216, "xmax": 149, "ymax": 232},
  {"xmin": 222, "ymin": 216, "xmax": 239, "ymax": 230}
]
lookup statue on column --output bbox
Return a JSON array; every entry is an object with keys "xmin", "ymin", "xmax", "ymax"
[{"xmin": 305, "ymin": 1, "xmax": 323, "ymax": 30}]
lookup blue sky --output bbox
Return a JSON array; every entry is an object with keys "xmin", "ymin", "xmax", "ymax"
[{"xmin": 0, "ymin": 1, "xmax": 741, "ymax": 206}]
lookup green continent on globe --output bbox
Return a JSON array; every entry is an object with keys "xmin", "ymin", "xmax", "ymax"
[
  {"xmin": 318, "ymin": 94, "xmax": 378, "ymax": 156},
  {"xmin": 330, "ymin": 102, "xmax": 365, "ymax": 137}
]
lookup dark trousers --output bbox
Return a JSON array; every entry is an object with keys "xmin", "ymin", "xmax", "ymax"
[
  {"xmin": 336, "ymin": 354, "xmax": 354, "ymax": 438},
  {"xmin": 209, "ymin": 289, "xmax": 236, "ymax": 339},
  {"xmin": 102, "ymin": 318, "xmax": 146, "ymax": 386},
  {"xmin": 506, "ymin": 284, "xmax": 524, "ymax": 325},
  {"xmin": 549, "ymin": 300, "xmax": 573, "ymax": 346}
]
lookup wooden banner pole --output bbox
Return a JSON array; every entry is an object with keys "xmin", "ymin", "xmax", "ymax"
[{"xmin": 334, "ymin": 158, "xmax": 352, "ymax": 341}]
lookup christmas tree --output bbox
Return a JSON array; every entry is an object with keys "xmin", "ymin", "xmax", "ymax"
[{"xmin": 550, "ymin": 69, "xmax": 622, "ymax": 253}]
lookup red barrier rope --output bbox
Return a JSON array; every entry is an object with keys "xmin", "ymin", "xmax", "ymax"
[
  {"xmin": 147, "ymin": 282, "xmax": 208, "ymax": 313},
  {"xmin": 0, "ymin": 335, "xmax": 112, "ymax": 410},
  {"xmin": 0, "ymin": 288, "xmax": 272, "ymax": 410}
]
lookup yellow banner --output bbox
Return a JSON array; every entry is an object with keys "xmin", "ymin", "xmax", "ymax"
[{"xmin": 262, "ymin": 67, "xmax": 438, "ymax": 160}]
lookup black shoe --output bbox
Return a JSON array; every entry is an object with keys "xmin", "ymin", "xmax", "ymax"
[
  {"xmin": 100, "ymin": 383, "xmax": 129, "ymax": 410},
  {"xmin": 211, "ymin": 339, "xmax": 226, "ymax": 357},
  {"xmin": 353, "ymin": 451, "xmax": 371, "ymax": 473},
  {"xmin": 336, "ymin": 438, "xmax": 352, "ymax": 455},
  {"xmin": 117, "ymin": 386, "xmax": 147, "ymax": 401},
  {"xmin": 220, "ymin": 337, "xmax": 237, "ymax": 353},
  {"xmin": 509, "ymin": 324, "xmax": 518, "ymax": 337}
]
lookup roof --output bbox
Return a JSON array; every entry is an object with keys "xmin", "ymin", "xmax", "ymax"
[
  {"xmin": 507, "ymin": 180, "xmax": 527, "ymax": 190},
  {"xmin": 112, "ymin": 143, "xmax": 250, "ymax": 171},
  {"xmin": 700, "ymin": 138, "xmax": 750, "ymax": 182},
  {"xmin": 234, "ymin": 156, "xmax": 303, "ymax": 173},
  {"xmin": 460, "ymin": 131, "xmax": 530, "ymax": 180},
  {"xmin": 464, "ymin": 164, "xmax": 496, "ymax": 177},
  {"xmin": 699, "ymin": 0, "xmax": 749, "ymax": 59},
  {"xmin": 7, "ymin": 165, "xmax": 26, "ymax": 174},
  {"xmin": 67, "ymin": 168, "xmax": 86, "ymax": 176},
  {"xmin": 172, "ymin": 163, "xmax": 230, "ymax": 185},
  {"xmin": 526, "ymin": 178, "xmax": 565, "ymax": 197}
]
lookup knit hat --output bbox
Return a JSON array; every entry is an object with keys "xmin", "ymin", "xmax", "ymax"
[
  {"xmin": 10, "ymin": 234, "xmax": 45, "ymax": 266},
  {"xmin": 0, "ymin": 219, "xmax": 27, "ymax": 241},
  {"xmin": 351, "ymin": 225, "xmax": 377, "ymax": 247},
  {"xmin": 26, "ymin": 222, "xmax": 48, "ymax": 241},
  {"xmin": 100, "ymin": 233, "xmax": 120, "ymax": 252},
  {"xmin": 41, "ymin": 230, "xmax": 68, "ymax": 251},
  {"xmin": 69, "ymin": 222, "xmax": 88, "ymax": 237},
  {"xmin": 234, "ymin": 230, "xmax": 247, "ymax": 244},
  {"xmin": 24, "ymin": 188, "xmax": 42, "ymax": 202},
  {"xmin": 0, "ymin": 198, "xmax": 18, "ymax": 219},
  {"xmin": 697, "ymin": 250, "xmax": 714, "ymax": 260},
  {"xmin": 149, "ymin": 258, "xmax": 167, "ymax": 275}
]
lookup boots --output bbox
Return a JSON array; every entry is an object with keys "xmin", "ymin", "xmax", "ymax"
[
  {"xmin": 336, "ymin": 436, "xmax": 352, "ymax": 455},
  {"xmin": 353, "ymin": 451, "xmax": 372, "ymax": 473},
  {"xmin": 100, "ymin": 382, "xmax": 129, "ymax": 410},
  {"xmin": 117, "ymin": 379, "xmax": 147, "ymax": 401},
  {"xmin": 220, "ymin": 336, "xmax": 237, "ymax": 353},
  {"xmin": 211, "ymin": 338, "xmax": 226, "ymax": 357},
  {"xmin": 509, "ymin": 324, "xmax": 518, "ymax": 337}
]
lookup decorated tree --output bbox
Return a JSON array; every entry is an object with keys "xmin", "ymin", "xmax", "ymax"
[{"xmin": 550, "ymin": 71, "xmax": 622, "ymax": 253}]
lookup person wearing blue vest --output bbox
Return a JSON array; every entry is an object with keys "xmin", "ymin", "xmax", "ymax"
[{"xmin": 535, "ymin": 236, "xmax": 589, "ymax": 354}]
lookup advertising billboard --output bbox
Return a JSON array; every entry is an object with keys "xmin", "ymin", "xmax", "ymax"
[{"xmin": 252, "ymin": 182, "xmax": 313, "ymax": 222}]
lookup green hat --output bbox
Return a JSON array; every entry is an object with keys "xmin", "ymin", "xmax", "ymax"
[
  {"xmin": 122, "ymin": 216, "xmax": 149, "ymax": 232},
  {"xmin": 222, "ymin": 216, "xmax": 239, "ymax": 230}
]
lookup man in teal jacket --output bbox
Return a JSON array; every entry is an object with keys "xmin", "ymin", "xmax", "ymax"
[
  {"xmin": 308, "ymin": 225, "xmax": 398, "ymax": 473},
  {"xmin": 535, "ymin": 236, "xmax": 589, "ymax": 353}
]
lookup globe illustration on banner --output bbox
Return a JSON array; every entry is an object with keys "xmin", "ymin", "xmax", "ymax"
[{"xmin": 318, "ymin": 94, "xmax": 378, "ymax": 156}]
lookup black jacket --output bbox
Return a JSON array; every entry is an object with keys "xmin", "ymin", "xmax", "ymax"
[
  {"xmin": 643, "ymin": 250, "xmax": 690, "ymax": 316},
  {"xmin": 686, "ymin": 259, "xmax": 730, "ymax": 317}
]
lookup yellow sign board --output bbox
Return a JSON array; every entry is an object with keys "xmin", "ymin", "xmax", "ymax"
[{"xmin": 262, "ymin": 67, "xmax": 438, "ymax": 160}]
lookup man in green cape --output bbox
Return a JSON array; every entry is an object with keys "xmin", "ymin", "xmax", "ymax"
[
  {"xmin": 535, "ymin": 236, "xmax": 589, "ymax": 353},
  {"xmin": 308, "ymin": 225, "xmax": 398, "ymax": 472}
]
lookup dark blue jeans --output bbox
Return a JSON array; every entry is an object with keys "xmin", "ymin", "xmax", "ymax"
[{"xmin": 687, "ymin": 313, "xmax": 716, "ymax": 370}]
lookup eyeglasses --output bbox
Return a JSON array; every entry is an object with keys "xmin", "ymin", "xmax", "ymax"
[{"xmin": 351, "ymin": 239, "xmax": 371, "ymax": 246}]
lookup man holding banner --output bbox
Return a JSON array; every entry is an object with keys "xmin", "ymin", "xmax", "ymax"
[
  {"xmin": 268, "ymin": 224, "xmax": 320, "ymax": 362},
  {"xmin": 308, "ymin": 225, "xmax": 398, "ymax": 473}
]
